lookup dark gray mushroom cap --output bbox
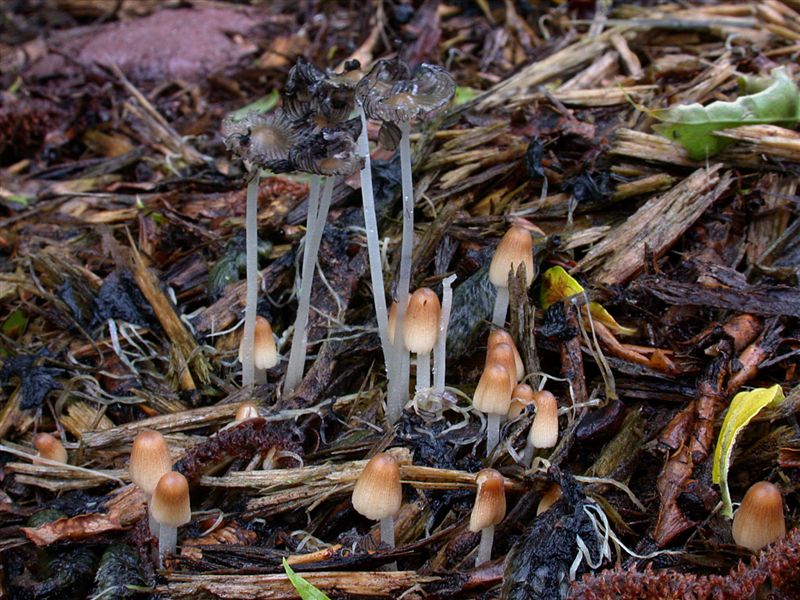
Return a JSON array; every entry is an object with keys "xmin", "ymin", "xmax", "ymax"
[
  {"xmin": 290, "ymin": 117, "xmax": 364, "ymax": 176},
  {"xmin": 356, "ymin": 58, "xmax": 456, "ymax": 123},
  {"xmin": 221, "ymin": 109, "xmax": 299, "ymax": 173},
  {"xmin": 283, "ymin": 57, "xmax": 326, "ymax": 120}
]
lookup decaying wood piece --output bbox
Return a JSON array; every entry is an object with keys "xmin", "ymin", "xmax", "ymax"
[
  {"xmin": 158, "ymin": 570, "xmax": 438, "ymax": 599},
  {"xmin": 575, "ymin": 166, "xmax": 730, "ymax": 285}
]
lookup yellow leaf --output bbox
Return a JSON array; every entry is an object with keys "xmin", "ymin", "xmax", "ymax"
[
  {"xmin": 540, "ymin": 267, "xmax": 636, "ymax": 336},
  {"xmin": 712, "ymin": 384, "xmax": 785, "ymax": 518}
]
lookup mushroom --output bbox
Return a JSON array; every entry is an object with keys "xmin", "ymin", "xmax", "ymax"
[
  {"xmin": 488, "ymin": 226, "xmax": 535, "ymax": 327},
  {"xmin": 485, "ymin": 342, "xmax": 518, "ymax": 390},
  {"xmin": 469, "ymin": 468, "xmax": 506, "ymax": 566},
  {"xmin": 732, "ymin": 481, "xmax": 786, "ymax": 552},
  {"xmin": 235, "ymin": 401, "xmax": 259, "ymax": 422},
  {"xmin": 524, "ymin": 391, "xmax": 559, "ymax": 466},
  {"xmin": 507, "ymin": 383, "xmax": 536, "ymax": 419},
  {"xmin": 238, "ymin": 315, "xmax": 277, "ymax": 385},
  {"xmin": 33, "ymin": 433, "xmax": 68, "ymax": 464},
  {"xmin": 473, "ymin": 363, "xmax": 513, "ymax": 456},
  {"xmin": 150, "ymin": 471, "xmax": 191, "ymax": 567},
  {"xmin": 487, "ymin": 328, "xmax": 524, "ymax": 381},
  {"xmin": 404, "ymin": 288, "xmax": 441, "ymax": 392},
  {"xmin": 536, "ymin": 483, "xmax": 563, "ymax": 515},
  {"xmin": 129, "ymin": 430, "xmax": 173, "ymax": 536},
  {"xmin": 357, "ymin": 58, "xmax": 455, "ymax": 424},
  {"xmin": 352, "ymin": 452, "xmax": 403, "ymax": 549},
  {"xmin": 222, "ymin": 108, "xmax": 298, "ymax": 387}
]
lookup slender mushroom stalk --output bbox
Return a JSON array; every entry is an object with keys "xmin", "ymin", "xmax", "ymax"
[
  {"xmin": 150, "ymin": 471, "xmax": 191, "ymax": 568},
  {"xmin": 469, "ymin": 468, "xmax": 506, "ymax": 566},
  {"xmin": 732, "ymin": 481, "xmax": 786, "ymax": 551},
  {"xmin": 356, "ymin": 102, "xmax": 390, "ymax": 365},
  {"xmin": 507, "ymin": 383, "xmax": 536, "ymax": 420},
  {"xmin": 283, "ymin": 176, "xmax": 334, "ymax": 394},
  {"xmin": 33, "ymin": 433, "xmax": 68, "ymax": 464},
  {"xmin": 489, "ymin": 226, "xmax": 535, "ymax": 327},
  {"xmin": 524, "ymin": 391, "xmax": 559, "ymax": 466},
  {"xmin": 352, "ymin": 453, "xmax": 403, "ymax": 552},
  {"xmin": 473, "ymin": 364, "xmax": 513, "ymax": 456},
  {"xmin": 129, "ymin": 430, "xmax": 173, "ymax": 537},
  {"xmin": 433, "ymin": 273, "xmax": 457, "ymax": 394},
  {"xmin": 404, "ymin": 288, "xmax": 441, "ymax": 391}
]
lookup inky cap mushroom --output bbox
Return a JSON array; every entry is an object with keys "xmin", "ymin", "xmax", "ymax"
[
  {"xmin": 290, "ymin": 118, "xmax": 364, "ymax": 176},
  {"xmin": 222, "ymin": 109, "xmax": 299, "ymax": 172}
]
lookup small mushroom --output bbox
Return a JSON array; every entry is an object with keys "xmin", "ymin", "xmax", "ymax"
[
  {"xmin": 150, "ymin": 471, "xmax": 191, "ymax": 567},
  {"xmin": 404, "ymin": 288, "xmax": 441, "ymax": 392},
  {"xmin": 238, "ymin": 316, "xmax": 278, "ymax": 385},
  {"xmin": 235, "ymin": 401, "xmax": 259, "ymax": 422},
  {"xmin": 536, "ymin": 483, "xmax": 563, "ymax": 515},
  {"xmin": 473, "ymin": 363, "xmax": 513, "ymax": 456},
  {"xmin": 33, "ymin": 433, "xmax": 67, "ymax": 464},
  {"xmin": 487, "ymin": 328, "xmax": 524, "ymax": 381},
  {"xmin": 485, "ymin": 342, "xmax": 518, "ymax": 390},
  {"xmin": 489, "ymin": 226, "xmax": 535, "ymax": 327},
  {"xmin": 524, "ymin": 391, "xmax": 559, "ymax": 466},
  {"xmin": 352, "ymin": 452, "xmax": 403, "ymax": 550},
  {"xmin": 469, "ymin": 468, "xmax": 506, "ymax": 566},
  {"xmin": 732, "ymin": 481, "xmax": 786, "ymax": 552},
  {"xmin": 507, "ymin": 383, "xmax": 536, "ymax": 420},
  {"xmin": 129, "ymin": 430, "xmax": 173, "ymax": 537}
]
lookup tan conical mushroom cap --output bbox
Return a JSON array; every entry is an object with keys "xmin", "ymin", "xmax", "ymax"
[
  {"xmin": 507, "ymin": 384, "xmax": 536, "ymax": 419},
  {"xmin": 472, "ymin": 364, "xmax": 513, "ymax": 416},
  {"xmin": 235, "ymin": 401, "xmax": 259, "ymax": 421},
  {"xmin": 150, "ymin": 472, "xmax": 191, "ymax": 528},
  {"xmin": 487, "ymin": 329, "xmax": 524, "ymax": 381},
  {"xmin": 469, "ymin": 469, "xmax": 506, "ymax": 532},
  {"xmin": 33, "ymin": 433, "xmax": 68, "ymax": 464},
  {"xmin": 130, "ymin": 430, "xmax": 173, "ymax": 496},
  {"xmin": 352, "ymin": 453, "xmax": 402, "ymax": 521},
  {"xmin": 536, "ymin": 484, "xmax": 562, "ymax": 515},
  {"xmin": 485, "ymin": 343, "xmax": 517, "ymax": 388},
  {"xmin": 387, "ymin": 299, "xmax": 407, "ymax": 345},
  {"xmin": 253, "ymin": 316, "xmax": 278, "ymax": 370},
  {"xmin": 527, "ymin": 391, "xmax": 558, "ymax": 449},
  {"xmin": 403, "ymin": 288, "xmax": 441, "ymax": 354},
  {"xmin": 489, "ymin": 226, "xmax": 534, "ymax": 289},
  {"xmin": 732, "ymin": 481, "xmax": 786, "ymax": 552}
]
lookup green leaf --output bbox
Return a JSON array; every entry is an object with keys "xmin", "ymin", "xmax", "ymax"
[
  {"xmin": 453, "ymin": 86, "xmax": 478, "ymax": 107},
  {"xmin": 652, "ymin": 67, "xmax": 800, "ymax": 160},
  {"xmin": 282, "ymin": 558, "xmax": 331, "ymax": 600},
  {"xmin": 712, "ymin": 384, "xmax": 785, "ymax": 518},
  {"xmin": 540, "ymin": 266, "xmax": 637, "ymax": 336},
  {"xmin": 226, "ymin": 90, "xmax": 281, "ymax": 124}
]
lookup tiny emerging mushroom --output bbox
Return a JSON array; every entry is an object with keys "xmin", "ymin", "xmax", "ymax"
[
  {"xmin": 473, "ymin": 363, "xmax": 513, "ymax": 457},
  {"xmin": 731, "ymin": 481, "xmax": 786, "ymax": 552},
  {"xmin": 235, "ymin": 401, "xmax": 259, "ymax": 422},
  {"xmin": 352, "ymin": 452, "xmax": 403, "ymax": 551},
  {"xmin": 507, "ymin": 383, "xmax": 536, "ymax": 420},
  {"xmin": 150, "ymin": 471, "xmax": 191, "ymax": 568},
  {"xmin": 489, "ymin": 226, "xmax": 535, "ymax": 327},
  {"xmin": 469, "ymin": 468, "xmax": 506, "ymax": 566},
  {"xmin": 524, "ymin": 391, "xmax": 559, "ymax": 466},
  {"xmin": 33, "ymin": 432, "xmax": 68, "ymax": 464},
  {"xmin": 129, "ymin": 430, "xmax": 173, "ymax": 537},
  {"xmin": 238, "ymin": 315, "xmax": 278, "ymax": 385},
  {"xmin": 404, "ymin": 288, "xmax": 441, "ymax": 392}
]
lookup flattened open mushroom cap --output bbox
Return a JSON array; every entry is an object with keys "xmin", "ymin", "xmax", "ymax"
[
  {"xmin": 283, "ymin": 57, "xmax": 326, "ymax": 120},
  {"xmin": 290, "ymin": 117, "xmax": 364, "ymax": 176},
  {"xmin": 356, "ymin": 59, "xmax": 456, "ymax": 124},
  {"xmin": 222, "ymin": 109, "xmax": 299, "ymax": 173}
]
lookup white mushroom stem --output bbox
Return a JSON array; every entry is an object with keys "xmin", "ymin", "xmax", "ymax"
[
  {"xmin": 241, "ymin": 173, "xmax": 260, "ymax": 387},
  {"xmin": 255, "ymin": 368, "xmax": 267, "ymax": 385},
  {"xmin": 380, "ymin": 516, "xmax": 395, "ymax": 549},
  {"xmin": 491, "ymin": 287, "xmax": 510, "ymax": 328},
  {"xmin": 357, "ymin": 103, "xmax": 390, "ymax": 366},
  {"xmin": 434, "ymin": 274, "xmax": 457, "ymax": 393},
  {"xmin": 147, "ymin": 500, "xmax": 159, "ymax": 538},
  {"xmin": 476, "ymin": 525, "xmax": 495, "ymax": 566},
  {"xmin": 283, "ymin": 176, "xmax": 332, "ymax": 395},
  {"xmin": 158, "ymin": 525, "xmax": 178, "ymax": 568},
  {"xmin": 486, "ymin": 414, "xmax": 501, "ymax": 457},
  {"xmin": 386, "ymin": 120, "xmax": 415, "ymax": 423},
  {"xmin": 416, "ymin": 351, "xmax": 431, "ymax": 391}
]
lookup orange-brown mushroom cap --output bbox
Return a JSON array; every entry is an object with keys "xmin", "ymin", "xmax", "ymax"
[
  {"xmin": 150, "ymin": 471, "xmax": 191, "ymax": 528},
  {"xmin": 527, "ymin": 391, "xmax": 559, "ymax": 449},
  {"xmin": 489, "ymin": 226, "xmax": 534, "ymax": 289},
  {"xmin": 487, "ymin": 329, "xmax": 524, "ymax": 381},
  {"xmin": 473, "ymin": 364, "xmax": 513, "ymax": 416},
  {"xmin": 403, "ymin": 288, "xmax": 441, "ymax": 353},
  {"xmin": 507, "ymin": 384, "xmax": 536, "ymax": 419},
  {"xmin": 352, "ymin": 453, "xmax": 403, "ymax": 521},
  {"xmin": 469, "ymin": 468, "xmax": 506, "ymax": 532},
  {"xmin": 732, "ymin": 481, "xmax": 786, "ymax": 552},
  {"xmin": 33, "ymin": 433, "xmax": 68, "ymax": 464},
  {"xmin": 129, "ymin": 430, "xmax": 173, "ymax": 496}
]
